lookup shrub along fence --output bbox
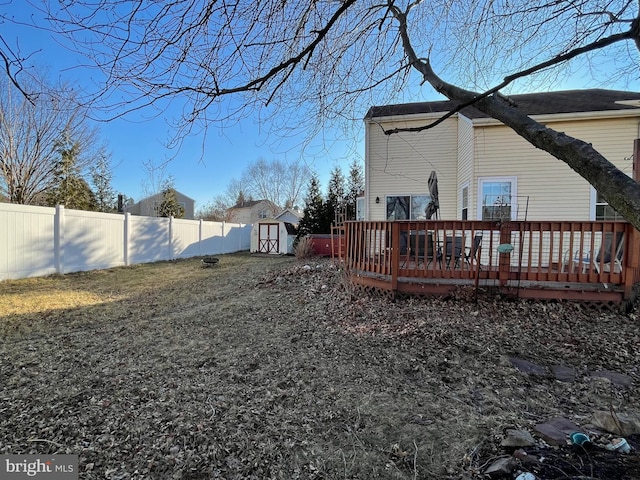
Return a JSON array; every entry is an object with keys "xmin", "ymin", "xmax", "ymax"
[{"xmin": 0, "ymin": 203, "xmax": 251, "ymax": 280}]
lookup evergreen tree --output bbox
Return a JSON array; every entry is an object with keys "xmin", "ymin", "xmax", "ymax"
[
  {"xmin": 346, "ymin": 159, "xmax": 364, "ymax": 220},
  {"xmin": 297, "ymin": 173, "xmax": 326, "ymax": 236},
  {"xmin": 47, "ymin": 136, "xmax": 97, "ymax": 210},
  {"xmin": 91, "ymin": 153, "xmax": 117, "ymax": 213},
  {"xmin": 158, "ymin": 184, "xmax": 185, "ymax": 218},
  {"xmin": 325, "ymin": 166, "xmax": 346, "ymax": 226}
]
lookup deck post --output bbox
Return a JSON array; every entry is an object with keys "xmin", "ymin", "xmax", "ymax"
[
  {"xmin": 344, "ymin": 222, "xmax": 351, "ymax": 266},
  {"xmin": 627, "ymin": 139, "xmax": 640, "ymax": 298},
  {"xmin": 624, "ymin": 223, "xmax": 640, "ymax": 299},
  {"xmin": 498, "ymin": 222, "xmax": 512, "ymax": 287},
  {"xmin": 390, "ymin": 222, "xmax": 399, "ymax": 293}
]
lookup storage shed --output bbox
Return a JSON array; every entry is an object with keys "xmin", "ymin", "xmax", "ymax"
[{"xmin": 250, "ymin": 220, "xmax": 298, "ymax": 255}]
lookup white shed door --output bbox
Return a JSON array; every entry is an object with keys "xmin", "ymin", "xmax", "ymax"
[{"xmin": 258, "ymin": 223, "xmax": 279, "ymax": 253}]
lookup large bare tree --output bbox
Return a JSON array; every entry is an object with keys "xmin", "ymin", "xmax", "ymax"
[
  {"xmin": 241, "ymin": 158, "xmax": 311, "ymax": 209},
  {"xmin": 0, "ymin": 74, "xmax": 100, "ymax": 204},
  {"xmin": 19, "ymin": 1, "xmax": 640, "ymax": 226}
]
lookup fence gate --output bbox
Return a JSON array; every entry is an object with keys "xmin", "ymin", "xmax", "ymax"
[{"xmin": 258, "ymin": 223, "xmax": 279, "ymax": 253}]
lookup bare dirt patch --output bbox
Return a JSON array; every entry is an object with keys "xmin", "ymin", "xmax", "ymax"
[{"xmin": 1, "ymin": 252, "xmax": 639, "ymax": 479}]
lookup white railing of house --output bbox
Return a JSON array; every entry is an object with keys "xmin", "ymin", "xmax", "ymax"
[{"xmin": 0, "ymin": 203, "xmax": 252, "ymax": 280}]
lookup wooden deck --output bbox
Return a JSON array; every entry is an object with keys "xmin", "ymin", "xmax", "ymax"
[{"xmin": 338, "ymin": 220, "xmax": 640, "ymax": 307}]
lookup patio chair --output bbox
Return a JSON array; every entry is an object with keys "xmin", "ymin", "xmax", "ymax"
[
  {"xmin": 444, "ymin": 236, "xmax": 464, "ymax": 269},
  {"xmin": 562, "ymin": 249, "xmax": 592, "ymax": 274},
  {"xmin": 594, "ymin": 231, "xmax": 624, "ymax": 274},
  {"xmin": 464, "ymin": 234, "xmax": 483, "ymax": 269},
  {"xmin": 411, "ymin": 231, "xmax": 439, "ymax": 267},
  {"xmin": 399, "ymin": 231, "xmax": 409, "ymax": 255},
  {"xmin": 399, "ymin": 231, "xmax": 410, "ymax": 267}
]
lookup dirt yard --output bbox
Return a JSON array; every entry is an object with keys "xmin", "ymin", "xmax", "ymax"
[{"xmin": 1, "ymin": 252, "xmax": 639, "ymax": 479}]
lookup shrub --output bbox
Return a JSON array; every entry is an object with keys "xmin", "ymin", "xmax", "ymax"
[{"xmin": 294, "ymin": 236, "xmax": 315, "ymax": 259}]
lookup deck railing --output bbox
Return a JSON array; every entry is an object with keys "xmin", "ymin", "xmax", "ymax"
[{"xmin": 342, "ymin": 220, "xmax": 640, "ymax": 299}]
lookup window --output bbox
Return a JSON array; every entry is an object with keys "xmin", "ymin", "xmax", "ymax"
[
  {"xmin": 595, "ymin": 191, "xmax": 624, "ymax": 221},
  {"xmin": 386, "ymin": 195, "xmax": 431, "ymax": 220},
  {"xmin": 460, "ymin": 185, "xmax": 469, "ymax": 220},
  {"xmin": 356, "ymin": 197, "xmax": 365, "ymax": 221},
  {"xmin": 258, "ymin": 209, "xmax": 268, "ymax": 219},
  {"xmin": 478, "ymin": 177, "xmax": 516, "ymax": 221}
]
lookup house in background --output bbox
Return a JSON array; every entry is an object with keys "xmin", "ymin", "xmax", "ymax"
[
  {"xmin": 125, "ymin": 190, "xmax": 196, "ymax": 219},
  {"xmin": 227, "ymin": 199, "xmax": 281, "ymax": 224},
  {"xmin": 274, "ymin": 207, "xmax": 302, "ymax": 226},
  {"xmin": 364, "ymin": 89, "xmax": 640, "ymax": 223}
]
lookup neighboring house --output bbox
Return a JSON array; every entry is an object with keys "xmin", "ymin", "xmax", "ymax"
[
  {"xmin": 275, "ymin": 207, "xmax": 302, "ymax": 226},
  {"xmin": 364, "ymin": 89, "xmax": 640, "ymax": 222},
  {"xmin": 125, "ymin": 190, "xmax": 196, "ymax": 219},
  {"xmin": 227, "ymin": 199, "xmax": 281, "ymax": 224}
]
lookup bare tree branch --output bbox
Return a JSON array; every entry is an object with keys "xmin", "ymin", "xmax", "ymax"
[
  {"xmin": 0, "ymin": 35, "xmax": 36, "ymax": 105},
  {"xmin": 390, "ymin": 0, "xmax": 640, "ymax": 229}
]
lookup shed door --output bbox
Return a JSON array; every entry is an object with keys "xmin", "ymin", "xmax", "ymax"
[{"xmin": 258, "ymin": 223, "xmax": 279, "ymax": 253}]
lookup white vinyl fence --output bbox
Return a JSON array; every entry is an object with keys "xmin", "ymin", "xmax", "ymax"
[{"xmin": 0, "ymin": 203, "xmax": 252, "ymax": 280}]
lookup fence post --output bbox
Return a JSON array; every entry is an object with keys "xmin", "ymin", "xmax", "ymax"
[
  {"xmin": 124, "ymin": 213, "xmax": 130, "ymax": 266},
  {"xmin": 168, "ymin": 216, "xmax": 174, "ymax": 259},
  {"xmin": 199, "ymin": 219, "xmax": 203, "ymax": 256},
  {"xmin": 221, "ymin": 221, "xmax": 226, "ymax": 253},
  {"xmin": 54, "ymin": 205, "xmax": 65, "ymax": 274}
]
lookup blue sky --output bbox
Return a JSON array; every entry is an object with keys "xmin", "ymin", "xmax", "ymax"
[
  {"xmin": 2, "ymin": 4, "xmax": 386, "ymax": 210},
  {"xmin": 3, "ymin": 3, "xmax": 634, "ymax": 211}
]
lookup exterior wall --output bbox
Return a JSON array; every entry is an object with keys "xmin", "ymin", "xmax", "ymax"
[
  {"xmin": 472, "ymin": 116, "xmax": 638, "ymax": 221},
  {"xmin": 0, "ymin": 203, "xmax": 251, "ymax": 280},
  {"xmin": 365, "ymin": 114, "xmax": 459, "ymax": 220},
  {"xmin": 276, "ymin": 209, "xmax": 301, "ymax": 225},
  {"xmin": 229, "ymin": 207, "xmax": 253, "ymax": 224},
  {"xmin": 457, "ymin": 116, "xmax": 475, "ymax": 218},
  {"xmin": 366, "ymin": 108, "xmax": 639, "ymax": 223},
  {"xmin": 127, "ymin": 191, "xmax": 196, "ymax": 219},
  {"xmin": 229, "ymin": 201, "xmax": 281, "ymax": 224},
  {"xmin": 178, "ymin": 192, "xmax": 196, "ymax": 219}
]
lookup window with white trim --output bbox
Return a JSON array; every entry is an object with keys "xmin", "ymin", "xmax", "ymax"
[
  {"xmin": 595, "ymin": 191, "xmax": 624, "ymax": 221},
  {"xmin": 356, "ymin": 197, "xmax": 365, "ymax": 220},
  {"xmin": 478, "ymin": 177, "xmax": 517, "ymax": 221},
  {"xmin": 460, "ymin": 184, "xmax": 469, "ymax": 220}
]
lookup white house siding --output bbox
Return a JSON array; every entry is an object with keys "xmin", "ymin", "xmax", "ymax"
[
  {"xmin": 365, "ymin": 115, "xmax": 459, "ymax": 220},
  {"xmin": 229, "ymin": 201, "xmax": 280, "ymax": 224},
  {"xmin": 457, "ymin": 116, "xmax": 475, "ymax": 217},
  {"xmin": 127, "ymin": 190, "xmax": 196, "ymax": 219},
  {"xmin": 472, "ymin": 116, "xmax": 639, "ymax": 221}
]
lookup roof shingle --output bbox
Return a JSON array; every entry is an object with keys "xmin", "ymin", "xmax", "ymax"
[{"xmin": 365, "ymin": 89, "xmax": 640, "ymax": 119}]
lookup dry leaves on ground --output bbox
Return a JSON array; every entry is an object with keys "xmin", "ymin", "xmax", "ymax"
[{"xmin": 1, "ymin": 252, "xmax": 639, "ymax": 479}]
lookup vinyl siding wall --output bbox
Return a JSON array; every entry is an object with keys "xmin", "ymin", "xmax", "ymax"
[
  {"xmin": 472, "ymin": 116, "xmax": 639, "ymax": 221},
  {"xmin": 365, "ymin": 115, "xmax": 459, "ymax": 220},
  {"xmin": 457, "ymin": 116, "xmax": 475, "ymax": 217}
]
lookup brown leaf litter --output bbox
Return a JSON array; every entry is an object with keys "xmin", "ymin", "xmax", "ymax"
[{"xmin": 1, "ymin": 252, "xmax": 639, "ymax": 479}]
